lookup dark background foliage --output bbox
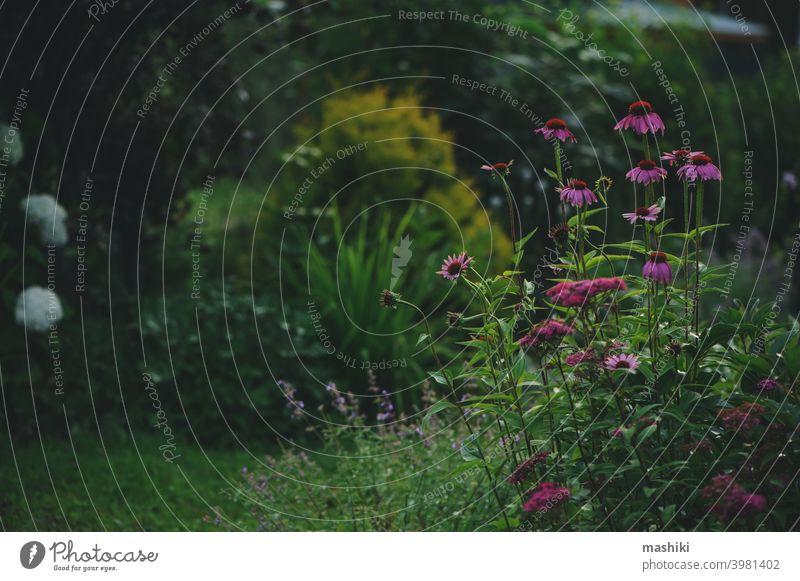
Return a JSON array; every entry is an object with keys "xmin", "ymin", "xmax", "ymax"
[{"xmin": 1, "ymin": 0, "xmax": 798, "ymax": 448}]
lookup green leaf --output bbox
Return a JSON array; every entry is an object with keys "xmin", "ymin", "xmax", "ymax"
[
  {"xmin": 416, "ymin": 333, "xmax": 430, "ymax": 346},
  {"xmin": 428, "ymin": 371, "xmax": 448, "ymax": 385},
  {"xmin": 424, "ymin": 399, "xmax": 457, "ymax": 423}
]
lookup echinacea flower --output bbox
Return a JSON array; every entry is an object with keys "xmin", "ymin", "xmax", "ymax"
[
  {"xmin": 626, "ymin": 160, "xmax": 667, "ymax": 185},
  {"xmin": 507, "ymin": 452, "xmax": 550, "ymax": 485},
  {"xmin": 480, "ymin": 160, "xmax": 514, "ymax": 175},
  {"xmin": 643, "ymin": 251, "xmax": 673, "ymax": 285},
  {"xmin": 534, "ymin": 118, "xmax": 577, "ymax": 143},
  {"xmin": 660, "ymin": 149, "xmax": 703, "ymax": 167},
  {"xmin": 755, "ymin": 378, "xmax": 782, "ymax": 393},
  {"xmin": 603, "ymin": 353, "xmax": 640, "ymax": 373},
  {"xmin": 519, "ymin": 319, "xmax": 574, "ymax": 349},
  {"xmin": 559, "ymin": 179, "xmax": 597, "ymax": 207},
  {"xmin": 380, "ymin": 289, "xmax": 398, "ymax": 308},
  {"xmin": 677, "ymin": 153, "xmax": 722, "ymax": 182},
  {"xmin": 446, "ymin": 311, "xmax": 462, "ymax": 327},
  {"xmin": 523, "ymin": 482, "xmax": 570, "ymax": 513},
  {"xmin": 614, "ymin": 100, "xmax": 665, "ymax": 135},
  {"xmin": 622, "ymin": 204, "xmax": 661, "ymax": 224},
  {"xmin": 548, "ymin": 222, "xmax": 571, "ymax": 242},
  {"xmin": 436, "ymin": 252, "xmax": 473, "ymax": 281}
]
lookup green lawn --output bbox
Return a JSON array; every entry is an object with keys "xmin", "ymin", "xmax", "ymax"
[{"xmin": 0, "ymin": 435, "xmax": 256, "ymax": 531}]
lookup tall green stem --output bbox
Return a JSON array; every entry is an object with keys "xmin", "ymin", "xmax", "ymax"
[
  {"xmin": 554, "ymin": 141, "xmax": 566, "ymax": 218},
  {"xmin": 498, "ymin": 175, "xmax": 524, "ymax": 298},
  {"xmin": 397, "ymin": 299, "xmax": 511, "ymax": 529},
  {"xmin": 682, "ymin": 180, "xmax": 690, "ymax": 340},
  {"xmin": 694, "ymin": 180, "xmax": 705, "ymax": 334}
]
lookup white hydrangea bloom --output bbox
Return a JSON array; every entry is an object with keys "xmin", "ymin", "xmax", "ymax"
[
  {"xmin": 15, "ymin": 286, "xmax": 63, "ymax": 333},
  {"xmin": 20, "ymin": 194, "xmax": 68, "ymax": 246}
]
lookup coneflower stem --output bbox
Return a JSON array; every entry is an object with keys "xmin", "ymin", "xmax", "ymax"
[
  {"xmin": 554, "ymin": 141, "xmax": 566, "ymax": 218},
  {"xmin": 498, "ymin": 175, "xmax": 524, "ymax": 298},
  {"xmin": 694, "ymin": 180, "xmax": 705, "ymax": 334},
  {"xmin": 682, "ymin": 180, "xmax": 690, "ymax": 341}
]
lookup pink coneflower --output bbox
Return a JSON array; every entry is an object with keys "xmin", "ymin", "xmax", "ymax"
[
  {"xmin": 480, "ymin": 160, "xmax": 514, "ymax": 174},
  {"xmin": 677, "ymin": 153, "xmax": 722, "ymax": 182},
  {"xmin": 603, "ymin": 353, "xmax": 640, "ymax": 373},
  {"xmin": 661, "ymin": 149, "xmax": 703, "ymax": 167},
  {"xmin": 523, "ymin": 482, "xmax": 570, "ymax": 513},
  {"xmin": 507, "ymin": 452, "xmax": 550, "ymax": 485},
  {"xmin": 436, "ymin": 252, "xmax": 473, "ymax": 281},
  {"xmin": 559, "ymin": 179, "xmax": 597, "ymax": 207},
  {"xmin": 643, "ymin": 251, "xmax": 673, "ymax": 285},
  {"xmin": 622, "ymin": 204, "xmax": 661, "ymax": 224},
  {"xmin": 534, "ymin": 118, "xmax": 577, "ymax": 143},
  {"xmin": 519, "ymin": 319, "xmax": 574, "ymax": 349},
  {"xmin": 755, "ymin": 378, "xmax": 782, "ymax": 393},
  {"xmin": 626, "ymin": 159, "xmax": 668, "ymax": 185},
  {"xmin": 614, "ymin": 100, "xmax": 665, "ymax": 135}
]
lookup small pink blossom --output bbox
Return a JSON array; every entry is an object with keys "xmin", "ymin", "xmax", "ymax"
[
  {"xmin": 603, "ymin": 353, "xmax": 640, "ymax": 373},
  {"xmin": 622, "ymin": 204, "xmax": 661, "ymax": 224},
  {"xmin": 626, "ymin": 159, "xmax": 668, "ymax": 185},
  {"xmin": 436, "ymin": 252, "xmax": 473, "ymax": 281},
  {"xmin": 534, "ymin": 118, "xmax": 577, "ymax": 143},
  {"xmin": 614, "ymin": 100, "xmax": 665, "ymax": 135}
]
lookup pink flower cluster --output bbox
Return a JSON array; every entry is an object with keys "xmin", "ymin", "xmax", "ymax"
[
  {"xmin": 565, "ymin": 348, "xmax": 595, "ymax": 366},
  {"xmin": 546, "ymin": 277, "xmax": 627, "ymax": 308},
  {"xmin": 719, "ymin": 403, "xmax": 766, "ymax": 432},
  {"xmin": 507, "ymin": 451, "xmax": 550, "ymax": 485},
  {"xmin": 519, "ymin": 320, "xmax": 574, "ymax": 348},
  {"xmin": 755, "ymin": 378, "xmax": 782, "ymax": 393},
  {"xmin": 701, "ymin": 474, "xmax": 766, "ymax": 522},
  {"xmin": 523, "ymin": 482, "xmax": 570, "ymax": 513}
]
